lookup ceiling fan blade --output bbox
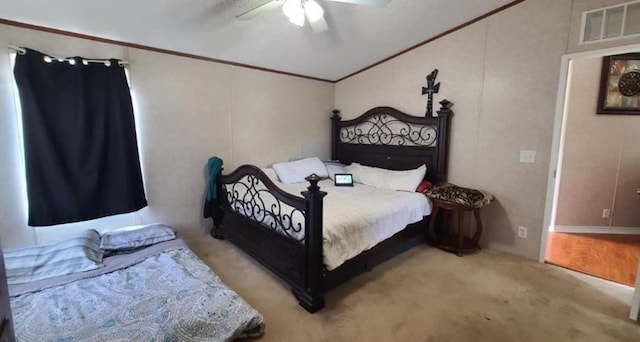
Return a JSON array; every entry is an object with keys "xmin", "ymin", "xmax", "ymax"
[
  {"xmin": 325, "ymin": 0, "xmax": 390, "ymax": 6},
  {"xmin": 236, "ymin": 0, "xmax": 284, "ymax": 21},
  {"xmin": 309, "ymin": 16, "xmax": 329, "ymax": 33}
]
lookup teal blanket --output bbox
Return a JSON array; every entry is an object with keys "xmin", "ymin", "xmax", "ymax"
[
  {"xmin": 203, "ymin": 157, "xmax": 223, "ymax": 218},
  {"xmin": 206, "ymin": 156, "xmax": 223, "ymax": 201}
]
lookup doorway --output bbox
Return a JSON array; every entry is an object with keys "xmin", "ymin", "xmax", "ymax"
[{"xmin": 540, "ymin": 44, "xmax": 640, "ymax": 286}]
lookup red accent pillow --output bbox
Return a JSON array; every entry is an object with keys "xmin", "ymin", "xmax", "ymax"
[{"xmin": 416, "ymin": 180, "xmax": 433, "ymax": 192}]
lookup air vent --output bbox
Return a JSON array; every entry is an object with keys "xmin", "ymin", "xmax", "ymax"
[{"xmin": 581, "ymin": 0, "xmax": 640, "ymax": 44}]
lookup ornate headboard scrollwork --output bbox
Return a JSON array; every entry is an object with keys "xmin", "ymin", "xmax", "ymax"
[
  {"xmin": 331, "ymin": 100, "xmax": 453, "ymax": 184},
  {"xmin": 337, "ymin": 112, "xmax": 437, "ymax": 147}
]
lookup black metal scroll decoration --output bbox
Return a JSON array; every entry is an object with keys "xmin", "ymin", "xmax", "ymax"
[
  {"xmin": 421, "ymin": 69, "xmax": 440, "ymax": 117},
  {"xmin": 224, "ymin": 175, "xmax": 305, "ymax": 241},
  {"xmin": 340, "ymin": 113, "xmax": 437, "ymax": 146}
]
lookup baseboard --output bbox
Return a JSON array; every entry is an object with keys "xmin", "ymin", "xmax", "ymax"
[{"xmin": 553, "ymin": 225, "xmax": 640, "ymax": 235}]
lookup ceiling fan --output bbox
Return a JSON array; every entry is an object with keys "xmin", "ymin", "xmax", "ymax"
[{"xmin": 237, "ymin": 0, "xmax": 391, "ymax": 33}]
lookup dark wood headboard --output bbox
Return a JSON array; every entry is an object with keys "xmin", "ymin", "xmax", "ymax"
[{"xmin": 331, "ymin": 100, "xmax": 453, "ymax": 184}]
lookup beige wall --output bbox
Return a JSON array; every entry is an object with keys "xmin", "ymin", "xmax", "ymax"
[
  {"xmin": 1, "ymin": 0, "xmax": 638, "ymax": 259},
  {"xmin": 0, "ymin": 24, "xmax": 334, "ymax": 248},
  {"xmin": 336, "ymin": 0, "xmax": 574, "ymax": 259},
  {"xmin": 556, "ymin": 57, "xmax": 640, "ymax": 229},
  {"xmin": 336, "ymin": 0, "xmax": 640, "ymax": 260}
]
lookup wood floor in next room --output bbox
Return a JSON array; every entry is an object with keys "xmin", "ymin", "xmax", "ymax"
[{"xmin": 545, "ymin": 232, "xmax": 640, "ymax": 286}]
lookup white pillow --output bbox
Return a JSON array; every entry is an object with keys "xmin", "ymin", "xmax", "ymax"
[
  {"xmin": 344, "ymin": 163, "xmax": 364, "ymax": 183},
  {"xmin": 323, "ymin": 161, "xmax": 348, "ymax": 180},
  {"xmin": 100, "ymin": 223, "xmax": 175, "ymax": 251},
  {"xmin": 344, "ymin": 163, "xmax": 426, "ymax": 192},
  {"xmin": 261, "ymin": 168, "xmax": 281, "ymax": 183},
  {"xmin": 272, "ymin": 157, "xmax": 329, "ymax": 184}
]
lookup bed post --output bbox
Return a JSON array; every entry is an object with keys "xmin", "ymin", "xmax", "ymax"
[
  {"xmin": 435, "ymin": 100, "xmax": 453, "ymax": 183},
  {"xmin": 211, "ymin": 170, "xmax": 225, "ymax": 239},
  {"xmin": 331, "ymin": 110, "xmax": 341, "ymax": 160},
  {"xmin": 296, "ymin": 173, "xmax": 327, "ymax": 313}
]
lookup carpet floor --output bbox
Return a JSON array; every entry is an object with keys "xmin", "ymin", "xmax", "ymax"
[{"xmin": 186, "ymin": 233, "xmax": 640, "ymax": 342}]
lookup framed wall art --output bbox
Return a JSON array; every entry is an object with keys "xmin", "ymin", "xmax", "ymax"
[{"xmin": 597, "ymin": 53, "xmax": 640, "ymax": 115}]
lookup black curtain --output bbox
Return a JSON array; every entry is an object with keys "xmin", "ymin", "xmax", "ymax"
[{"xmin": 13, "ymin": 48, "xmax": 147, "ymax": 226}]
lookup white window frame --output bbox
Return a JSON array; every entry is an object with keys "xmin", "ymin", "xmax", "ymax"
[{"xmin": 580, "ymin": 0, "xmax": 640, "ymax": 44}]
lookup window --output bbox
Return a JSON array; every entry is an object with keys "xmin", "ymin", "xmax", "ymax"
[
  {"xmin": 581, "ymin": 0, "xmax": 640, "ymax": 44},
  {"xmin": 12, "ymin": 48, "xmax": 147, "ymax": 226}
]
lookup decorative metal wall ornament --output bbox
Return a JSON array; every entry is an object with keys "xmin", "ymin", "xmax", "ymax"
[
  {"xmin": 421, "ymin": 69, "xmax": 440, "ymax": 117},
  {"xmin": 224, "ymin": 175, "xmax": 305, "ymax": 240},
  {"xmin": 339, "ymin": 113, "xmax": 438, "ymax": 147}
]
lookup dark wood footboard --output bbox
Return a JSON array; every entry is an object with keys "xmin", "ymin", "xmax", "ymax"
[{"xmin": 213, "ymin": 165, "xmax": 327, "ymax": 312}]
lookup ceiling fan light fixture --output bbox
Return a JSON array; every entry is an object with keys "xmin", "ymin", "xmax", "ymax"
[
  {"xmin": 282, "ymin": 0, "xmax": 301, "ymax": 19},
  {"xmin": 289, "ymin": 8, "xmax": 305, "ymax": 26},
  {"xmin": 283, "ymin": 0, "xmax": 305, "ymax": 26},
  {"xmin": 304, "ymin": 0, "xmax": 324, "ymax": 23}
]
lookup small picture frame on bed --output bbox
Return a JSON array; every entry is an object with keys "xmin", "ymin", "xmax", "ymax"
[{"xmin": 334, "ymin": 174, "xmax": 353, "ymax": 187}]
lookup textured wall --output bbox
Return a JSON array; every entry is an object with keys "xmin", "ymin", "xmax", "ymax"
[
  {"xmin": 556, "ymin": 57, "xmax": 640, "ymax": 229},
  {"xmin": 336, "ymin": 0, "xmax": 640, "ymax": 259},
  {"xmin": 336, "ymin": 0, "xmax": 574, "ymax": 259},
  {"xmin": 2, "ymin": 0, "xmax": 638, "ymax": 258},
  {"xmin": 0, "ymin": 24, "xmax": 334, "ymax": 248}
]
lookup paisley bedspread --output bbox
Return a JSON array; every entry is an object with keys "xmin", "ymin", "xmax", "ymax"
[{"xmin": 9, "ymin": 239, "xmax": 265, "ymax": 342}]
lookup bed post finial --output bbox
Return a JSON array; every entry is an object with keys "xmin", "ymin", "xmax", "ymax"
[
  {"xmin": 438, "ymin": 99, "xmax": 453, "ymax": 115},
  {"xmin": 331, "ymin": 110, "xmax": 341, "ymax": 160},
  {"xmin": 305, "ymin": 173, "xmax": 323, "ymax": 192}
]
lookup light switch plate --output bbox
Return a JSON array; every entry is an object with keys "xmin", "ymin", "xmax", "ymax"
[{"xmin": 520, "ymin": 150, "xmax": 536, "ymax": 163}]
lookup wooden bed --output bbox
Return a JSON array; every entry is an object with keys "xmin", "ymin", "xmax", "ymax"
[{"xmin": 211, "ymin": 100, "xmax": 453, "ymax": 313}]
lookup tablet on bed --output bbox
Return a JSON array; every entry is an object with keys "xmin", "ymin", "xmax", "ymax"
[{"xmin": 334, "ymin": 173, "xmax": 353, "ymax": 187}]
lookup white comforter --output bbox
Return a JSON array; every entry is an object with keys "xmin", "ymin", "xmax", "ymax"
[
  {"xmin": 319, "ymin": 180, "xmax": 431, "ymax": 270},
  {"xmin": 230, "ymin": 175, "xmax": 431, "ymax": 271}
]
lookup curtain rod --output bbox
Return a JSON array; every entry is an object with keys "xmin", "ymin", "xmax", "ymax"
[{"xmin": 8, "ymin": 44, "xmax": 128, "ymax": 66}]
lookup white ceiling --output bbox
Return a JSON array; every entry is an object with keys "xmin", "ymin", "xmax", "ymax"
[{"xmin": 0, "ymin": 0, "xmax": 516, "ymax": 81}]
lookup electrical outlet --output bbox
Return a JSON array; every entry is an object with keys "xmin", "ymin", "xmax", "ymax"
[
  {"xmin": 519, "ymin": 150, "xmax": 536, "ymax": 164},
  {"xmin": 518, "ymin": 226, "xmax": 527, "ymax": 238},
  {"xmin": 602, "ymin": 209, "xmax": 610, "ymax": 219}
]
